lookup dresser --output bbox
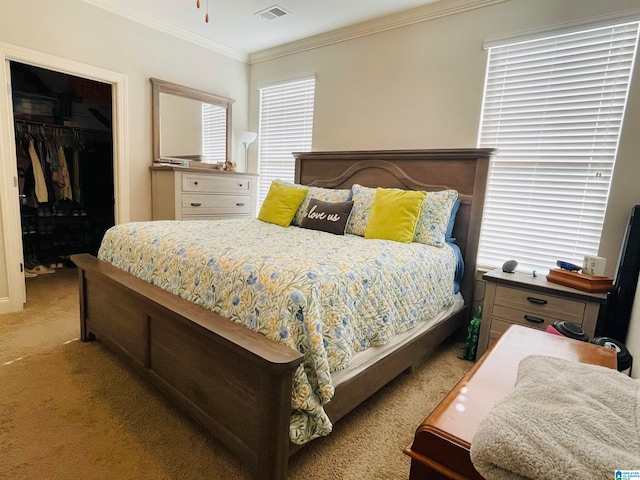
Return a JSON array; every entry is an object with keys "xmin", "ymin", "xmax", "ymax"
[
  {"xmin": 476, "ymin": 268, "xmax": 607, "ymax": 359},
  {"xmin": 151, "ymin": 165, "xmax": 258, "ymax": 220}
]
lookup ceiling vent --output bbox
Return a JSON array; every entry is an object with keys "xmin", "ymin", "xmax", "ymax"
[{"xmin": 255, "ymin": 5, "xmax": 290, "ymax": 21}]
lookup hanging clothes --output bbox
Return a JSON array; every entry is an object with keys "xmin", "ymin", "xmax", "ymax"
[
  {"xmin": 27, "ymin": 138, "xmax": 48, "ymax": 203},
  {"xmin": 72, "ymin": 149, "xmax": 81, "ymax": 203},
  {"xmin": 16, "ymin": 140, "xmax": 30, "ymax": 195},
  {"xmin": 57, "ymin": 144, "xmax": 73, "ymax": 201},
  {"xmin": 47, "ymin": 138, "xmax": 59, "ymax": 172},
  {"xmin": 36, "ymin": 137, "xmax": 56, "ymax": 203}
]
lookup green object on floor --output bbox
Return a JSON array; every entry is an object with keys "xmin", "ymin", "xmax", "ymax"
[{"xmin": 461, "ymin": 308, "xmax": 482, "ymax": 361}]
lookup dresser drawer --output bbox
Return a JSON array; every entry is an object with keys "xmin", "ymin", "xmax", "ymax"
[
  {"xmin": 183, "ymin": 174, "xmax": 252, "ymax": 194},
  {"xmin": 494, "ymin": 285, "xmax": 585, "ymax": 324},
  {"xmin": 182, "ymin": 214, "xmax": 250, "ymax": 221},
  {"xmin": 182, "ymin": 194, "xmax": 252, "ymax": 216}
]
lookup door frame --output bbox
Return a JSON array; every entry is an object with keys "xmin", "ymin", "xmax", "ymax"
[{"xmin": 0, "ymin": 42, "xmax": 130, "ymax": 313}]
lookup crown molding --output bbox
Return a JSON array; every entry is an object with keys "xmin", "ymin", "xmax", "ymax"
[
  {"xmin": 79, "ymin": 0, "xmax": 248, "ymax": 63},
  {"xmin": 248, "ymin": 0, "xmax": 509, "ymax": 64},
  {"xmin": 78, "ymin": 0, "xmax": 508, "ymax": 65}
]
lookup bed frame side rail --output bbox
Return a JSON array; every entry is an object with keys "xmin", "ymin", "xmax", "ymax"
[{"xmin": 325, "ymin": 307, "xmax": 466, "ymax": 424}]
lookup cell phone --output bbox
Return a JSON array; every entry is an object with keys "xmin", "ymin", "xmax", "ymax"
[{"xmin": 556, "ymin": 260, "xmax": 581, "ymax": 272}]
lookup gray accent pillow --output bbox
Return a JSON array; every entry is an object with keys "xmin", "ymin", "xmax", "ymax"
[{"xmin": 299, "ymin": 198, "xmax": 354, "ymax": 235}]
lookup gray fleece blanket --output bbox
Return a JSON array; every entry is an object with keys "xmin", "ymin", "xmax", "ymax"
[{"xmin": 470, "ymin": 355, "xmax": 640, "ymax": 480}]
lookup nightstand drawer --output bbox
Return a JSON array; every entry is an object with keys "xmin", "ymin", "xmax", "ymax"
[
  {"xmin": 183, "ymin": 174, "xmax": 252, "ymax": 194},
  {"xmin": 494, "ymin": 285, "xmax": 585, "ymax": 324},
  {"xmin": 488, "ymin": 319, "xmax": 520, "ymax": 348},
  {"xmin": 492, "ymin": 305, "xmax": 559, "ymax": 330},
  {"xmin": 487, "ymin": 318, "xmax": 534, "ymax": 352},
  {"xmin": 182, "ymin": 194, "xmax": 252, "ymax": 216}
]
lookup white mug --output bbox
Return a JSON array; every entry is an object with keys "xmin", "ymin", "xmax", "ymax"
[{"xmin": 583, "ymin": 255, "xmax": 606, "ymax": 276}]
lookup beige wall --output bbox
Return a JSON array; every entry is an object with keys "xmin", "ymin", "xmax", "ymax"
[
  {"xmin": 0, "ymin": 0, "xmax": 250, "ymax": 222},
  {"xmin": 248, "ymin": 0, "xmax": 640, "ymax": 353}
]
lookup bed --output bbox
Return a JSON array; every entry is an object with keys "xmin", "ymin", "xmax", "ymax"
[{"xmin": 71, "ymin": 148, "xmax": 493, "ymax": 480}]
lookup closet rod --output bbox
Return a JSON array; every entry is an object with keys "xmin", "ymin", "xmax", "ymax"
[{"xmin": 14, "ymin": 118, "xmax": 112, "ymax": 136}]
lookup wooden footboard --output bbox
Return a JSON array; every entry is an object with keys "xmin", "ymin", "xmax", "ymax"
[{"xmin": 72, "ymin": 253, "xmax": 303, "ymax": 480}]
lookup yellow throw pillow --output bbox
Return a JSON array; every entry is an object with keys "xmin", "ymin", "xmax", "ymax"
[
  {"xmin": 258, "ymin": 181, "xmax": 309, "ymax": 227},
  {"xmin": 365, "ymin": 188, "xmax": 426, "ymax": 242}
]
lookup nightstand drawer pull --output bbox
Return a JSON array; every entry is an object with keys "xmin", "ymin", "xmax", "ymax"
[
  {"xmin": 527, "ymin": 296, "xmax": 548, "ymax": 305},
  {"xmin": 190, "ymin": 202, "xmax": 202, "ymax": 207},
  {"xmin": 524, "ymin": 315, "xmax": 545, "ymax": 324},
  {"xmin": 236, "ymin": 202, "xmax": 245, "ymax": 207}
]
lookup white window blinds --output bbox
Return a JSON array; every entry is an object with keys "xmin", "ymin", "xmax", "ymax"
[
  {"xmin": 202, "ymin": 103, "xmax": 227, "ymax": 164},
  {"xmin": 257, "ymin": 77, "xmax": 315, "ymax": 207},
  {"xmin": 477, "ymin": 21, "xmax": 640, "ymax": 273}
]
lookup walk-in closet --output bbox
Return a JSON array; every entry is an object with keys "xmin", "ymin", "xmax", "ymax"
[{"xmin": 11, "ymin": 62, "xmax": 115, "ymax": 282}]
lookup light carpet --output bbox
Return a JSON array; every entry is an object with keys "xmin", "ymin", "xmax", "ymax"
[{"xmin": 0, "ymin": 268, "xmax": 471, "ymax": 479}]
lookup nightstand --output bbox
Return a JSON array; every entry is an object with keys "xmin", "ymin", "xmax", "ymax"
[{"xmin": 476, "ymin": 268, "xmax": 607, "ymax": 359}]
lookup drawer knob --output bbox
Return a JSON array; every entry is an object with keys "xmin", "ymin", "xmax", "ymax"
[
  {"xmin": 527, "ymin": 296, "xmax": 547, "ymax": 305},
  {"xmin": 524, "ymin": 315, "xmax": 545, "ymax": 324},
  {"xmin": 238, "ymin": 182, "xmax": 244, "ymax": 187},
  {"xmin": 236, "ymin": 202, "xmax": 245, "ymax": 207},
  {"xmin": 191, "ymin": 202, "xmax": 202, "ymax": 207},
  {"xmin": 194, "ymin": 181, "xmax": 198, "ymax": 185}
]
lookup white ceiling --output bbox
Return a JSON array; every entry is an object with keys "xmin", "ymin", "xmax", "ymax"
[{"xmin": 81, "ymin": 0, "xmax": 445, "ymax": 59}]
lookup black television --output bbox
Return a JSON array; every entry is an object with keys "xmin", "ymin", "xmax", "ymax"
[{"xmin": 596, "ymin": 204, "xmax": 640, "ymax": 342}]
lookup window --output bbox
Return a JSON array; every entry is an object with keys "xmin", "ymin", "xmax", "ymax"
[
  {"xmin": 257, "ymin": 77, "xmax": 315, "ymax": 208},
  {"xmin": 477, "ymin": 21, "xmax": 639, "ymax": 273},
  {"xmin": 202, "ymin": 103, "xmax": 227, "ymax": 164}
]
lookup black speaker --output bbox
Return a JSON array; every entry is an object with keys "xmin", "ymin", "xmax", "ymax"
[{"xmin": 596, "ymin": 205, "xmax": 640, "ymax": 341}]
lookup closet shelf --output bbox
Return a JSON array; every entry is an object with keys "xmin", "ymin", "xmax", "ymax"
[{"xmin": 14, "ymin": 118, "xmax": 112, "ymax": 136}]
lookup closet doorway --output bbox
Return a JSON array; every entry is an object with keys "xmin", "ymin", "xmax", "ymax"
[
  {"xmin": 0, "ymin": 43, "xmax": 129, "ymax": 313},
  {"xmin": 12, "ymin": 62, "xmax": 115, "ymax": 282}
]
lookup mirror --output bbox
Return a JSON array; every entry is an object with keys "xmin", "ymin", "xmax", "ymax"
[{"xmin": 151, "ymin": 78, "xmax": 234, "ymax": 166}]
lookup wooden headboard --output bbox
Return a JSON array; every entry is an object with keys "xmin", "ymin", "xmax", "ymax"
[{"xmin": 294, "ymin": 149, "xmax": 494, "ymax": 314}]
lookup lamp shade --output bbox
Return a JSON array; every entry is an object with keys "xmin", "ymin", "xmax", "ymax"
[{"xmin": 238, "ymin": 131, "xmax": 257, "ymax": 145}]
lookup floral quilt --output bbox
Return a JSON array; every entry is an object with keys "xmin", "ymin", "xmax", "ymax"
[{"xmin": 98, "ymin": 219, "xmax": 457, "ymax": 444}]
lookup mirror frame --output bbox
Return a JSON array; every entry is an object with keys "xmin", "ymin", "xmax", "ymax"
[{"xmin": 151, "ymin": 77, "xmax": 234, "ymax": 164}]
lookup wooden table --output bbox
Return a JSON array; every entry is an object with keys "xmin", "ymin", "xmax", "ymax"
[{"xmin": 403, "ymin": 325, "xmax": 617, "ymax": 480}]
